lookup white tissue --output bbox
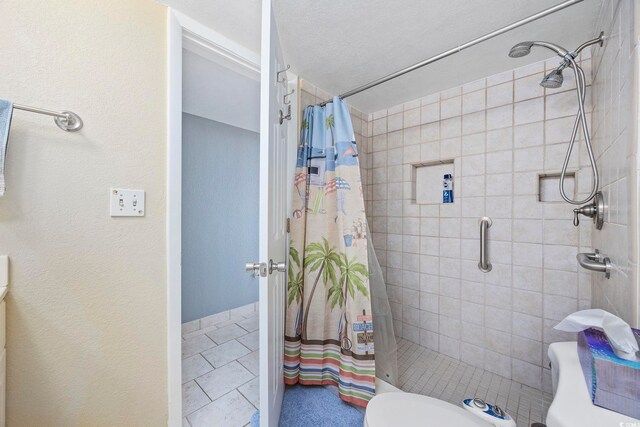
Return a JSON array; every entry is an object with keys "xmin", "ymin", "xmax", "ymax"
[{"xmin": 554, "ymin": 309, "xmax": 639, "ymax": 355}]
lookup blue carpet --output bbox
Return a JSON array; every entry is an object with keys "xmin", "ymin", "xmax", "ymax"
[{"xmin": 250, "ymin": 385, "xmax": 365, "ymax": 427}]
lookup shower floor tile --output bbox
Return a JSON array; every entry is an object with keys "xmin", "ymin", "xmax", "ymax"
[
  {"xmin": 397, "ymin": 339, "xmax": 552, "ymax": 427},
  {"xmin": 182, "ymin": 309, "xmax": 259, "ymax": 427}
]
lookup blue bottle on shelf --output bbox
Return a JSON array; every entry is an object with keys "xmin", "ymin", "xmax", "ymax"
[{"xmin": 443, "ymin": 174, "xmax": 453, "ymax": 203}]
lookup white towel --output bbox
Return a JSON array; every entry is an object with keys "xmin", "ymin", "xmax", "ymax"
[{"xmin": 0, "ymin": 99, "xmax": 13, "ymax": 196}]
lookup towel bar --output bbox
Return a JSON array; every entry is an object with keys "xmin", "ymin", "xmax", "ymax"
[{"xmin": 12, "ymin": 103, "xmax": 83, "ymax": 132}]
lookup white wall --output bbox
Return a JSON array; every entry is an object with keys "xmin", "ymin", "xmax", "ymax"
[
  {"xmin": 0, "ymin": 0, "xmax": 168, "ymax": 424},
  {"xmin": 590, "ymin": 0, "xmax": 640, "ymax": 327},
  {"xmin": 361, "ymin": 55, "xmax": 595, "ymax": 392},
  {"xmin": 182, "ymin": 49, "xmax": 260, "ymax": 133}
]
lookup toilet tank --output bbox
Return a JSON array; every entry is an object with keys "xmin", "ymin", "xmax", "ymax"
[{"xmin": 547, "ymin": 342, "xmax": 640, "ymax": 427}]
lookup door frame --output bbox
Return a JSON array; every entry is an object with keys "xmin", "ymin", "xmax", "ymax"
[{"xmin": 166, "ymin": 10, "xmax": 261, "ymax": 426}]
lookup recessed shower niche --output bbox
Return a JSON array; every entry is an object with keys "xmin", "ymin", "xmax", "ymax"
[
  {"xmin": 413, "ymin": 159, "xmax": 455, "ymax": 204},
  {"xmin": 539, "ymin": 172, "xmax": 575, "ymax": 202}
]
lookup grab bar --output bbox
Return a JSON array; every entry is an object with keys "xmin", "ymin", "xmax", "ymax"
[
  {"xmin": 478, "ymin": 217, "xmax": 492, "ymax": 272},
  {"xmin": 577, "ymin": 249, "xmax": 610, "ymax": 279}
]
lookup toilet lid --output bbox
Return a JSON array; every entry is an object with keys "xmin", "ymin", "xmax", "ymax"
[{"xmin": 365, "ymin": 392, "xmax": 492, "ymax": 427}]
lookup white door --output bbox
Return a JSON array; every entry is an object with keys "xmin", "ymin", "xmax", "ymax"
[{"xmin": 259, "ymin": 0, "xmax": 288, "ymax": 425}]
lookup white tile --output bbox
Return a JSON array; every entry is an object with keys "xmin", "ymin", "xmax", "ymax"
[
  {"xmin": 513, "ymin": 219, "xmax": 543, "ymax": 243},
  {"xmin": 206, "ymin": 324, "xmax": 248, "ymax": 344},
  {"xmin": 441, "ymin": 86, "xmax": 461, "ymax": 99},
  {"xmin": 182, "ymin": 319, "xmax": 200, "ymax": 335},
  {"xmin": 462, "ymin": 133, "xmax": 485, "ymax": 156},
  {"xmin": 543, "ymin": 294, "xmax": 577, "ymax": 320},
  {"xmin": 514, "ymin": 122, "xmax": 543, "ymax": 148},
  {"xmin": 514, "ymin": 147, "xmax": 543, "ymax": 172},
  {"xmin": 421, "ymin": 103, "xmax": 440, "ymax": 124},
  {"xmin": 462, "ymin": 111, "xmax": 485, "ymax": 134},
  {"xmin": 463, "ymin": 78, "xmax": 486, "ymax": 93},
  {"xmin": 200, "ymin": 311, "xmax": 230, "ymax": 329},
  {"xmin": 545, "ymin": 90, "xmax": 578, "ymax": 120},
  {"xmin": 183, "ymin": 381, "xmax": 211, "ymax": 415},
  {"xmin": 441, "ymin": 96, "xmax": 462, "ymax": 119},
  {"xmin": 188, "ymin": 390, "xmax": 256, "ymax": 427},
  {"xmin": 182, "ymin": 354, "xmax": 214, "ymax": 384},
  {"xmin": 487, "ymin": 81, "xmax": 513, "ymax": 108},
  {"xmin": 237, "ymin": 330, "xmax": 260, "ymax": 351},
  {"xmin": 461, "ymin": 154, "xmax": 485, "ymax": 176},
  {"xmin": 513, "ymin": 243, "xmax": 543, "ymax": 268},
  {"xmin": 201, "ymin": 340, "xmax": 251, "ymax": 368},
  {"xmin": 486, "ymin": 128, "xmax": 512, "ymax": 152},
  {"xmin": 230, "ymin": 304, "xmax": 255, "ymax": 318},
  {"xmin": 486, "ymin": 105, "xmax": 512, "ymax": 130},
  {"xmin": 514, "ymin": 98, "xmax": 544, "ymax": 125},
  {"xmin": 404, "ymin": 108, "xmax": 421, "ymax": 128},
  {"xmin": 237, "ymin": 377, "xmax": 260, "ymax": 408},
  {"xmin": 420, "ymin": 124, "xmax": 439, "ymax": 147},
  {"xmin": 237, "ymin": 350, "xmax": 259, "ymax": 376},
  {"xmin": 514, "ymin": 60, "xmax": 544, "ymax": 79},
  {"xmin": 463, "ymin": 90, "xmax": 485, "ymax": 114},
  {"xmin": 388, "ymin": 112, "xmax": 403, "ymax": 132},
  {"xmin": 182, "ymin": 334, "xmax": 217, "ymax": 359},
  {"xmin": 196, "ymin": 361, "xmax": 255, "ymax": 401},
  {"xmin": 487, "ymin": 70, "xmax": 513, "ymax": 87},
  {"xmin": 514, "ymin": 74, "xmax": 545, "ymax": 102},
  {"xmin": 441, "ymin": 117, "xmax": 462, "ymax": 139},
  {"xmin": 513, "ymin": 266, "xmax": 543, "ymax": 292}
]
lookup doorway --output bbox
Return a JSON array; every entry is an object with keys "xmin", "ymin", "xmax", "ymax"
[
  {"xmin": 166, "ymin": 11, "xmax": 263, "ymax": 426},
  {"xmin": 180, "ymin": 43, "xmax": 261, "ymax": 425}
]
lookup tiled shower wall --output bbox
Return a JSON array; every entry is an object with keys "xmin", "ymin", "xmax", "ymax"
[
  {"xmin": 590, "ymin": 0, "xmax": 640, "ymax": 327},
  {"xmin": 362, "ymin": 55, "xmax": 595, "ymax": 392}
]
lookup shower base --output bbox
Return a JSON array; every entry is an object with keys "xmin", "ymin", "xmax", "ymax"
[{"xmin": 397, "ymin": 339, "xmax": 552, "ymax": 427}]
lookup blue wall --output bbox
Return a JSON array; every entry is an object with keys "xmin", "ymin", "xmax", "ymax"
[{"xmin": 182, "ymin": 113, "xmax": 259, "ymax": 323}]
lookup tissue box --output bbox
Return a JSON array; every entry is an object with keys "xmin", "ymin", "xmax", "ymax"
[{"xmin": 577, "ymin": 327, "xmax": 640, "ymax": 418}]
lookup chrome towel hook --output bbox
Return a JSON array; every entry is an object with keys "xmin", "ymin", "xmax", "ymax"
[
  {"xmin": 283, "ymin": 89, "xmax": 295, "ymax": 105},
  {"xmin": 276, "ymin": 64, "xmax": 290, "ymax": 83}
]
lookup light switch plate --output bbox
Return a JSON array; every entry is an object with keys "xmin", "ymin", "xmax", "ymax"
[{"xmin": 110, "ymin": 188, "xmax": 145, "ymax": 217}]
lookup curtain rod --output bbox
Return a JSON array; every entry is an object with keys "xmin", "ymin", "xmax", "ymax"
[
  {"xmin": 319, "ymin": 0, "xmax": 584, "ymax": 106},
  {"xmin": 13, "ymin": 103, "xmax": 83, "ymax": 132}
]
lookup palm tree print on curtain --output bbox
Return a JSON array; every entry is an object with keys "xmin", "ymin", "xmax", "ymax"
[{"xmin": 284, "ymin": 97, "xmax": 376, "ymax": 407}]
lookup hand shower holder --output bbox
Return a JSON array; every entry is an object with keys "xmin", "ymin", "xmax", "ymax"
[{"xmin": 573, "ymin": 191, "xmax": 605, "ymax": 229}]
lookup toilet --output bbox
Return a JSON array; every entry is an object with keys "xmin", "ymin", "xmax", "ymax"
[
  {"xmin": 546, "ymin": 341, "xmax": 640, "ymax": 427},
  {"xmin": 364, "ymin": 391, "xmax": 494, "ymax": 426},
  {"xmin": 365, "ymin": 342, "xmax": 640, "ymax": 427}
]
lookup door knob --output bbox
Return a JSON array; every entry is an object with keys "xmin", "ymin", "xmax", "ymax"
[
  {"xmin": 269, "ymin": 259, "xmax": 286, "ymax": 274},
  {"xmin": 245, "ymin": 262, "xmax": 267, "ymax": 277}
]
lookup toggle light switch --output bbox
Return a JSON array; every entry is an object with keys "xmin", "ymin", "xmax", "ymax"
[{"xmin": 110, "ymin": 188, "xmax": 145, "ymax": 217}]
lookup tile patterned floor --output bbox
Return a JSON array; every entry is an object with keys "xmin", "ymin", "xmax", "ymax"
[
  {"xmin": 182, "ymin": 310, "xmax": 259, "ymax": 427},
  {"xmin": 184, "ymin": 317, "xmax": 551, "ymax": 426},
  {"xmin": 397, "ymin": 339, "xmax": 552, "ymax": 427}
]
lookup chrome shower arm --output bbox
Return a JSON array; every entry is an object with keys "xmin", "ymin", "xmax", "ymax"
[{"xmin": 574, "ymin": 32, "xmax": 604, "ymax": 56}]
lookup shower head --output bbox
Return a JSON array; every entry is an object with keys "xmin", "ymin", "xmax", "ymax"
[
  {"xmin": 508, "ymin": 40, "xmax": 570, "ymax": 59},
  {"xmin": 508, "ymin": 42, "xmax": 534, "ymax": 58},
  {"xmin": 540, "ymin": 68, "xmax": 564, "ymax": 88}
]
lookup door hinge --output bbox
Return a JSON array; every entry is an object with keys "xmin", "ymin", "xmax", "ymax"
[{"xmin": 286, "ymin": 218, "xmax": 291, "ymax": 233}]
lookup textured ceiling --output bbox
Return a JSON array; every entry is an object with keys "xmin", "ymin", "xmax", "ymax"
[
  {"xmin": 273, "ymin": 0, "xmax": 603, "ymax": 112},
  {"xmin": 162, "ymin": 0, "xmax": 603, "ymax": 113}
]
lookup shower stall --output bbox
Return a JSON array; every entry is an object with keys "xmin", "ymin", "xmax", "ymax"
[
  {"xmin": 299, "ymin": 29, "xmax": 599, "ymax": 427},
  {"xmin": 291, "ymin": 1, "xmax": 640, "ymax": 426}
]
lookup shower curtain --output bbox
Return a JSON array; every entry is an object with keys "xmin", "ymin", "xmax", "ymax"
[{"xmin": 284, "ymin": 96, "xmax": 376, "ymax": 406}]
